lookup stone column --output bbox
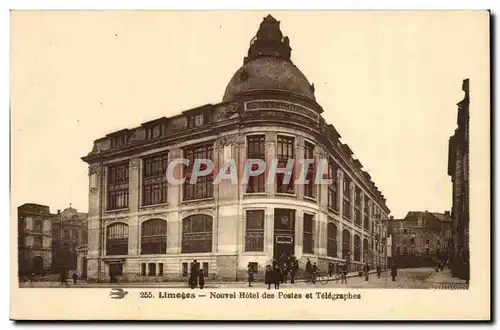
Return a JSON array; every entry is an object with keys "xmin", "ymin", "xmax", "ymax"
[
  {"xmin": 128, "ymin": 157, "xmax": 141, "ymax": 256},
  {"xmin": 350, "ymin": 181, "xmax": 355, "ymax": 223},
  {"xmin": 338, "ymin": 171, "xmax": 344, "ymax": 218},
  {"xmin": 167, "ymin": 148, "xmax": 182, "ymax": 254},
  {"xmin": 296, "ymin": 137, "xmax": 305, "ymax": 199},
  {"xmin": 265, "ymin": 132, "xmax": 277, "ymax": 197},
  {"xmin": 265, "ymin": 206, "xmax": 274, "ymax": 257},
  {"xmin": 337, "ymin": 220, "xmax": 343, "ymax": 259},
  {"xmin": 295, "ymin": 211, "xmax": 303, "ymax": 258},
  {"xmin": 87, "ymin": 164, "xmax": 104, "ymax": 281}
]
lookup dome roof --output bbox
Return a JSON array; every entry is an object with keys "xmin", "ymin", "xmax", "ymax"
[
  {"xmin": 222, "ymin": 15, "xmax": 316, "ymax": 103},
  {"xmin": 222, "ymin": 57, "xmax": 316, "ymax": 102}
]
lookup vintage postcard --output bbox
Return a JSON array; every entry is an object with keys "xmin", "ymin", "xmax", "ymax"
[{"xmin": 10, "ymin": 10, "xmax": 490, "ymax": 320}]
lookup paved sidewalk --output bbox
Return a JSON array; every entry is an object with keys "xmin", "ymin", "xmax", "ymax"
[{"xmin": 424, "ymin": 268, "xmax": 467, "ymax": 284}]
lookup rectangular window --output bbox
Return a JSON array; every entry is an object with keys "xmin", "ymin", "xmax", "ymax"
[
  {"xmin": 142, "ymin": 152, "xmax": 169, "ymax": 206},
  {"xmin": 71, "ymin": 229, "xmax": 78, "ymax": 240},
  {"xmin": 34, "ymin": 237, "xmax": 43, "ymax": 248},
  {"xmin": 245, "ymin": 210, "xmax": 264, "ymax": 252},
  {"xmin": 146, "ymin": 123, "xmax": 164, "ymax": 140},
  {"xmin": 354, "ymin": 187, "xmax": 361, "ymax": 226},
  {"xmin": 202, "ymin": 262, "xmax": 209, "ymax": 277},
  {"xmin": 158, "ymin": 263, "xmax": 164, "ymax": 276},
  {"xmin": 304, "ymin": 141, "xmax": 315, "ymax": 198},
  {"xmin": 188, "ymin": 113, "xmax": 205, "ymax": 128},
  {"xmin": 183, "ymin": 144, "xmax": 214, "ymax": 201},
  {"xmin": 182, "ymin": 263, "xmax": 188, "ymax": 277},
  {"xmin": 148, "ymin": 263, "xmax": 156, "ymax": 276},
  {"xmin": 343, "ymin": 175, "xmax": 351, "ymax": 219},
  {"xmin": 111, "ymin": 133, "xmax": 128, "ymax": 149},
  {"xmin": 276, "ymin": 136, "xmax": 295, "ymax": 194},
  {"xmin": 328, "ymin": 160, "xmax": 339, "ymax": 211},
  {"xmin": 426, "ymin": 239, "xmax": 430, "ymax": 245},
  {"xmin": 246, "ymin": 135, "xmax": 266, "ymax": 193},
  {"xmin": 107, "ymin": 162, "xmax": 129, "ymax": 210},
  {"xmin": 303, "ymin": 214, "xmax": 314, "ymax": 254},
  {"xmin": 141, "ymin": 263, "xmax": 146, "ymax": 276}
]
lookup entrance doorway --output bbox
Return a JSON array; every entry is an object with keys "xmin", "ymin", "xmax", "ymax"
[
  {"xmin": 33, "ymin": 256, "xmax": 43, "ymax": 275},
  {"xmin": 273, "ymin": 209, "xmax": 295, "ymax": 265},
  {"xmin": 109, "ymin": 263, "xmax": 123, "ymax": 283},
  {"xmin": 81, "ymin": 258, "xmax": 88, "ymax": 278}
]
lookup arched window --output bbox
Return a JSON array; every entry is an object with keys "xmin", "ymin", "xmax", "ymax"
[
  {"xmin": 327, "ymin": 223, "xmax": 337, "ymax": 257},
  {"xmin": 182, "ymin": 215, "xmax": 213, "ymax": 253},
  {"xmin": 141, "ymin": 219, "xmax": 167, "ymax": 254},
  {"xmin": 342, "ymin": 229, "xmax": 351, "ymax": 259},
  {"xmin": 354, "ymin": 235, "xmax": 361, "ymax": 261},
  {"xmin": 106, "ymin": 223, "xmax": 129, "ymax": 255}
]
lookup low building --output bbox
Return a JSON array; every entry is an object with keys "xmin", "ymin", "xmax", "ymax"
[
  {"xmin": 51, "ymin": 205, "xmax": 88, "ymax": 273},
  {"xmin": 17, "ymin": 203, "xmax": 52, "ymax": 275},
  {"xmin": 448, "ymin": 79, "xmax": 470, "ymax": 280},
  {"xmin": 389, "ymin": 211, "xmax": 452, "ymax": 268}
]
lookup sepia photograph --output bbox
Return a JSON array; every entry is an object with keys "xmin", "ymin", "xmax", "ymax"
[{"xmin": 10, "ymin": 10, "xmax": 490, "ymax": 320}]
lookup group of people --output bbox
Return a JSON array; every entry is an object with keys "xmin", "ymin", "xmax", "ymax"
[
  {"xmin": 60, "ymin": 270, "xmax": 79, "ymax": 286},
  {"xmin": 188, "ymin": 259, "xmax": 206, "ymax": 289},
  {"xmin": 262, "ymin": 255, "xmax": 299, "ymax": 289}
]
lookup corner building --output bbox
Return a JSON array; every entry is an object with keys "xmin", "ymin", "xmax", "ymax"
[{"xmin": 82, "ymin": 15, "xmax": 390, "ymax": 282}]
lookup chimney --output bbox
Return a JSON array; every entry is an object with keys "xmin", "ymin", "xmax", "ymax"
[
  {"xmin": 390, "ymin": 216, "xmax": 394, "ymax": 220},
  {"xmin": 57, "ymin": 210, "xmax": 61, "ymax": 215},
  {"xmin": 444, "ymin": 211, "xmax": 450, "ymax": 216}
]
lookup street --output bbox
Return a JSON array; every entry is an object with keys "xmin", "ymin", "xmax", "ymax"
[{"xmin": 19, "ymin": 268, "xmax": 468, "ymax": 290}]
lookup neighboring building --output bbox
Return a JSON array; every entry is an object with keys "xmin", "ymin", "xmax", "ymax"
[
  {"xmin": 51, "ymin": 204, "xmax": 88, "ymax": 273},
  {"xmin": 389, "ymin": 211, "xmax": 452, "ymax": 268},
  {"xmin": 17, "ymin": 203, "xmax": 52, "ymax": 275},
  {"xmin": 448, "ymin": 79, "xmax": 470, "ymax": 280},
  {"xmin": 81, "ymin": 15, "xmax": 390, "ymax": 282}
]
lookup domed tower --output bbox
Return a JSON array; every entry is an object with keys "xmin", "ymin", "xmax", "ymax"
[{"xmin": 223, "ymin": 15, "xmax": 316, "ymax": 103}]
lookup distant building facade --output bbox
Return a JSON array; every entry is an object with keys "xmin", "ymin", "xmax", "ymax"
[
  {"xmin": 18, "ymin": 203, "xmax": 52, "ymax": 275},
  {"xmin": 389, "ymin": 211, "xmax": 452, "ymax": 268},
  {"xmin": 81, "ymin": 15, "xmax": 390, "ymax": 282},
  {"xmin": 448, "ymin": 79, "xmax": 470, "ymax": 280},
  {"xmin": 51, "ymin": 205, "xmax": 88, "ymax": 273}
]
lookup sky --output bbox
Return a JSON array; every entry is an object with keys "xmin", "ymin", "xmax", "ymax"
[{"xmin": 10, "ymin": 11, "xmax": 489, "ymax": 218}]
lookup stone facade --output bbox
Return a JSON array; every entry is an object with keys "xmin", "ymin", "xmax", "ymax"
[
  {"xmin": 81, "ymin": 15, "xmax": 390, "ymax": 282},
  {"xmin": 448, "ymin": 79, "xmax": 470, "ymax": 280},
  {"xmin": 389, "ymin": 211, "xmax": 452, "ymax": 268},
  {"xmin": 51, "ymin": 205, "xmax": 88, "ymax": 273},
  {"xmin": 17, "ymin": 203, "xmax": 53, "ymax": 275}
]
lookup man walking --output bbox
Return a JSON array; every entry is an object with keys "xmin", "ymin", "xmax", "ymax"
[
  {"xmin": 189, "ymin": 259, "xmax": 199, "ymax": 289},
  {"xmin": 363, "ymin": 263, "xmax": 370, "ymax": 281},
  {"xmin": 376, "ymin": 264, "xmax": 382, "ymax": 279},
  {"xmin": 391, "ymin": 261, "xmax": 398, "ymax": 281}
]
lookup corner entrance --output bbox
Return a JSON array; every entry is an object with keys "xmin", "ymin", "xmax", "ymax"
[{"xmin": 273, "ymin": 209, "xmax": 295, "ymax": 264}]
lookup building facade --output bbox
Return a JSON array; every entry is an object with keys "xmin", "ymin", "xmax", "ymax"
[
  {"xmin": 18, "ymin": 203, "xmax": 52, "ymax": 275},
  {"xmin": 448, "ymin": 79, "xmax": 470, "ymax": 280},
  {"xmin": 389, "ymin": 211, "xmax": 452, "ymax": 268},
  {"xmin": 81, "ymin": 15, "xmax": 390, "ymax": 282},
  {"xmin": 51, "ymin": 205, "xmax": 88, "ymax": 273}
]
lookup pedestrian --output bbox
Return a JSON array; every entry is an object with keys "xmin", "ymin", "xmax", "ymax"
[
  {"xmin": 189, "ymin": 259, "xmax": 199, "ymax": 289},
  {"xmin": 290, "ymin": 257, "xmax": 298, "ymax": 284},
  {"xmin": 265, "ymin": 265, "xmax": 273, "ymax": 289},
  {"xmin": 364, "ymin": 263, "xmax": 370, "ymax": 281},
  {"xmin": 72, "ymin": 271, "xmax": 78, "ymax": 285},
  {"xmin": 328, "ymin": 263, "xmax": 334, "ymax": 278},
  {"xmin": 198, "ymin": 269, "xmax": 205, "ymax": 289},
  {"xmin": 436, "ymin": 261, "xmax": 441, "ymax": 273},
  {"xmin": 376, "ymin": 264, "xmax": 382, "ymax": 279},
  {"xmin": 305, "ymin": 258, "xmax": 312, "ymax": 276},
  {"xmin": 311, "ymin": 262, "xmax": 318, "ymax": 284},
  {"xmin": 247, "ymin": 263, "xmax": 254, "ymax": 287},
  {"xmin": 440, "ymin": 261, "xmax": 444, "ymax": 272},
  {"xmin": 273, "ymin": 264, "xmax": 281, "ymax": 290},
  {"xmin": 391, "ymin": 261, "xmax": 398, "ymax": 281}
]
